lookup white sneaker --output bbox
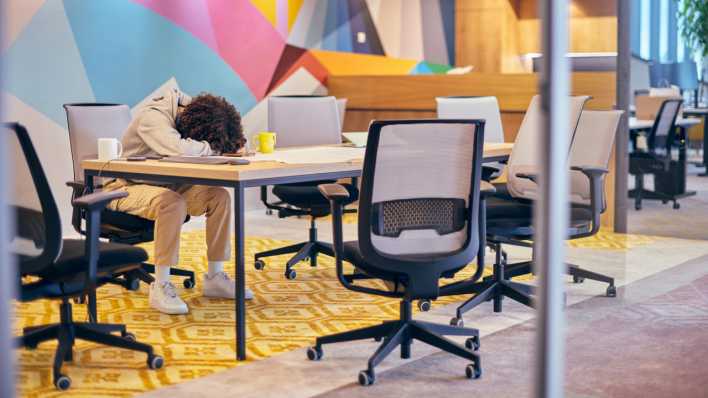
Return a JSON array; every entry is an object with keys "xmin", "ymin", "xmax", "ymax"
[
  {"xmin": 149, "ymin": 281, "xmax": 189, "ymax": 315},
  {"xmin": 202, "ymin": 272, "xmax": 254, "ymax": 300}
]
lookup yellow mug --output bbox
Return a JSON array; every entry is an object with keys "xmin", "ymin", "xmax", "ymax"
[{"xmin": 253, "ymin": 131, "xmax": 277, "ymax": 153}]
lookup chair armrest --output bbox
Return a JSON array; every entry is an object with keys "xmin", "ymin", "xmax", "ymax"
[
  {"xmin": 66, "ymin": 180, "xmax": 86, "ymax": 191},
  {"xmin": 72, "ymin": 190, "xmax": 128, "ymax": 211},
  {"xmin": 515, "ymin": 172, "xmax": 538, "ymax": 184},
  {"xmin": 570, "ymin": 165, "xmax": 607, "ymax": 236},
  {"xmin": 570, "ymin": 166, "xmax": 608, "ymax": 178},
  {"xmin": 318, "ymin": 183, "xmax": 350, "ymax": 202}
]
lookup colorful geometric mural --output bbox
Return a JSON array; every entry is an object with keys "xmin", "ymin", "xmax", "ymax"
[
  {"xmin": 1, "ymin": 0, "xmax": 455, "ymax": 234},
  {"xmin": 3, "ymin": 0, "xmax": 455, "ymax": 123}
]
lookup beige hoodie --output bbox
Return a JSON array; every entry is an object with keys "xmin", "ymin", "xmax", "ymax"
[{"xmin": 121, "ymin": 88, "xmax": 213, "ymax": 157}]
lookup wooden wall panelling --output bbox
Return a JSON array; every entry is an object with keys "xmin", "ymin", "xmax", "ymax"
[
  {"xmin": 516, "ymin": 0, "xmax": 617, "ymax": 54},
  {"xmin": 455, "ymin": 0, "xmax": 526, "ymax": 73}
]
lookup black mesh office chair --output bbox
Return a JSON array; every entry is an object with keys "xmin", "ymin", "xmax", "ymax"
[
  {"xmin": 254, "ymin": 96, "xmax": 359, "ymax": 280},
  {"xmin": 442, "ymin": 110, "xmax": 623, "ymax": 326},
  {"xmin": 7, "ymin": 123, "xmax": 163, "ymax": 391},
  {"xmin": 63, "ymin": 103, "xmax": 195, "ymax": 290},
  {"xmin": 629, "ymin": 99, "xmax": 686, "ymax": 210},
  {"xmin": 307, "ymin": 119, "xmax": 486, "ymax": 385}
]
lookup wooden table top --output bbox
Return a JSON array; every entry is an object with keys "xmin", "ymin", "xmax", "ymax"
[{"xmin": 82, "ymin": 143, "xmax": 514, "ymax": 183}]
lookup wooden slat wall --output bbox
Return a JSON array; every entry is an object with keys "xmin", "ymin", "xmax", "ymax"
[{"xmin": 331, "ymin": 72, "xmax": 616, "ymax": 139}]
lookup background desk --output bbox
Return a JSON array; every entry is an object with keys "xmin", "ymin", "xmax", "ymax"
[
  {"xmin": 628, "ymin": 117, "xmax": 701, "ymax": 131},
  {"xmin": 683, "ymin": 108, "xmax": 708, "ymax": 176},
  {"xmin": 82, "ymin": 143, "xmax": 513, "ymax": 360}
]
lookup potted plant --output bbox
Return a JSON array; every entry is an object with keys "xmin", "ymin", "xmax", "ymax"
[{"xmin": 678, "ymin": 0, "xmax": 708, "ymax": 103}]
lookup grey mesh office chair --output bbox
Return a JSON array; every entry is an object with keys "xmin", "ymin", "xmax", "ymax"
[
  {"xmin": 436, "ymin": 96, "xmax": 506, "ymax": 180},
  {"xmin": 63, "ymin": 103, "xmax": 195, "ymax": 290},
  {"xmin": 308, "ymin": 119, "xmax": 486, "ymax": 385},
  {"xmin": 337, "ymin": 98, "xmax": 347, "ymax": 129},
  {"xmin": 7, "ymin": 123, "xmax": 163, "ymax": 391},
  {"xmin": 255, "ymin": 96, "xmax": 359, "ymax": 279},
  {"xmin": 439, "ymin": 97, "xmax": 622, "ymax": 325}
]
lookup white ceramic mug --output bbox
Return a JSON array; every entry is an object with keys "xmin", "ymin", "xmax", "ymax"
[{"xmin": 98, "ymin": 138, "xmax": 123, "ymax": 161}]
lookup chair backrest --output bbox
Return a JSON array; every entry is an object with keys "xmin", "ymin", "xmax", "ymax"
[
  {"xmin": 63, "ymin": 103, "xmax": 132, "ymax": 182},
  {"xmin": 5, "ymin": 123, "xmax": 62, "ymax": 275},
  {"xmin": 569, "ymin": 110, "xmax": 623, "ymax": 206},
  {"xmin": 435, "ymin": 96, "xmax": 505, "ymax": 143},
  {"xmin": 336, "ymin": 98, "xmax": 347, "ymax": 129},
  {"xmin": 648, "ymin": 98, "xmax": 683, "ymax": 152},
  {"xmin": 357, "ymin": 119, "xmax": 484, "ymax": 276},
  {"xmin": 506, "ymin": 95, "xmax": 590, "ymax": 200},
  {"xmin": 267, "ymin": 96, "xmax": 341, "ymax": 148}
]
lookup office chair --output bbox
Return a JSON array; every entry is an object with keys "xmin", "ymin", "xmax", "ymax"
[
  {"xmin": 436, "ymin": 96, "xmax": 506, "ymax": 181},
  {"xmin": 629, "ymin": 99, "xmax": 685, "ymax": 210},
  {"xmin": 307, "ymin": 119, "xmax": 486, "ymax": 385},
  {"xmin": 254, "ymin": 96, "xmax": 359, "ymax": 280},
  {"xmin": 440, "ymin": 98, "xmax": 623, "ymax": 325},
  {"xmin": 336, "ymin": 98, "xmax": 347, "ymax": 129},
  {"xmin": 7, "ymin": 122, "xmax": 163, "ymax": 391},
  {"xmin": 63, "ymin": 103, "xmax": 195, "ymax": 290}
]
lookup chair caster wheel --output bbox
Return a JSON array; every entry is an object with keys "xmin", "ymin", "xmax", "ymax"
[
  {"xmin": 662, "ymin": 200, "xmax": 668, "ymax": 204},
  {"xmin": 606, "ymin": 285, "xmax": 617, "ymax": 297},
  {"xmin": 148, "ymin": 354, "xmax": 164, "ymax": 370},
  {"xmin": 673, "ymin": 202, "xmax": 680, "ymax": 210},
  {"xmin": 183, "ymin": 278, "xmax": 195, "ymax": 289},
  {"xmin": 122, "ymin": 332, "xmax": 136, "ymax": 342},
  {"xmin": 572, "ymin": 275, "xmax": 585, "ymax": 284},
  {"xmin": 465, "ymin": 336, "xmax": 480, "ymax": 351},
  {"xmin": 254, "ymin": 260, "xmax": 266, "ymax": 270},
  {"xmin": 374, "ymin": 336, "xmax": 383, "ymax": 342},
  {"xmin": 358, "ymin": 369, "xmax": 375, "ymax": 386},
  {"xmin": 55, "ymin": 375, "xmax": 71, "ymax": 390},
  {"xmin": 417, "ymin": 299, "xmax": 431, "ymax": 312},
  {"xmin": 127, "ymin": 278, "xmax": 141, "ymax": 291},
  {"xmin": 635, "ymin": 203, "xmax": 642, "ymax": 210},
  {"xmin": 465, "ymin": 364, "xmax": 482, "ymax": 379},
  {"xmin": 450, "ymin": 317, "xmax": 464, "ymax": 327},
  {"xmin": 285, "ymin": 269, "xmax": 297, "ymax": 280},
  {"xmin": 306, "ymin": 346, "xmax": 322, "ymax": 361}
]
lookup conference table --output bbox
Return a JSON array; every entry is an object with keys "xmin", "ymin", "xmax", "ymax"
[{"xmin": 82, "ymin": 142, "xmax": 514, "ymax": 360}]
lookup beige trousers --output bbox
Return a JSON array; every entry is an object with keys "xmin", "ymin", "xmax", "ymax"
[{"xmin": 104, "ymin": 180, "xmax": 231, "ymax": 267}]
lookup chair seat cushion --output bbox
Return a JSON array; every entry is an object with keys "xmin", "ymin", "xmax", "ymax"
[
  {"xmin": 272, "ymin": 181, "xmax": 359, "ymax": 211},
  {"xmin": 341, "ymin": 241, "xmax": 402, "ymax": 282},
  {"xmin": 486, "ymin": 194, "xmax": 593, "ymax": 237},
  {"xmin": 37, "ymin": 239, "xmax": 148, "ymax": 280},
  {"xmin": 102, "ymin": 209, "xmax": 154, "ymax": 232}
]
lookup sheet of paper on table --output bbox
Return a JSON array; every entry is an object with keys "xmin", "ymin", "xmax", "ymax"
[{"xmin": 250, "ymin": 146, "xmax": 366, "ymax": 164}]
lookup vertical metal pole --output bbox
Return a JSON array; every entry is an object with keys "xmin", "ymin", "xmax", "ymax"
[
  {"xmin": 0, "ymin": 1, "xmax": 17, "ymax": 396},
  {"xmin": 536, "ymin": 0, "xmax": 569, "ymax": 397},
  {"xmin": 615, "ymin": 0, "xmax": 631, "ymax": 233}
]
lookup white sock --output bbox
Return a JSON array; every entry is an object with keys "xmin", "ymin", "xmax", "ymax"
[
  {"xmin": 208, "ymin": 261, "xmax": 224, "ymax": 278},
  {"xmin": 155, "ymin": 265, "xmax": 171, "ymax": 284}
]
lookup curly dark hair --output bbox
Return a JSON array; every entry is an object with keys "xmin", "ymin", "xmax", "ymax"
[{"xmin": 176, "ymin": 93, "xmax": 246, "ymax": 154}]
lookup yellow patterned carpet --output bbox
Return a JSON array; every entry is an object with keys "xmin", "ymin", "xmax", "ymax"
[{"xmin": 15, "ymin": 229, "xmax": 657, "ymax": 397}]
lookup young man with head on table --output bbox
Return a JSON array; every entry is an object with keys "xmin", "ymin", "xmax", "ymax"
[{"xmin": 104, "ymin": 88, "xmax": 250, "ymax": 314}]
